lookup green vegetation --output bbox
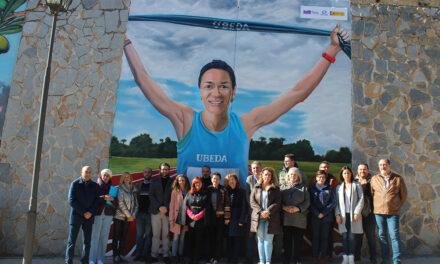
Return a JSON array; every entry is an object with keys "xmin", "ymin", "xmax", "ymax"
[
  {"xmin": 109, "ymin": 156, "xmax": 177, "ymax": 174},
  {"xmin": 109, "ymin": 156, "xmax": 350, "ymax": 181},
  {"xmin": 111, "ymin": 134, "xmax": 352, "ymax": 163}
]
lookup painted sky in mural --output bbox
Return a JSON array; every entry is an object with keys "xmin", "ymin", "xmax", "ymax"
[
  {"xmin": 0, "ymin": 0, "xmax": 27, "ymax": 139},
  {"xmin": 114, "ymin": 0, "xmax": 352, "ymax": 154}
]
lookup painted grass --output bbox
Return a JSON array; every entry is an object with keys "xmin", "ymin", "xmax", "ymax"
[{"xmin": 109, "ymin": 156, "xmax": 350, "ymax": 181}]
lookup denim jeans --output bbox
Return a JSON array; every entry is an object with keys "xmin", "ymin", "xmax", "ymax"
[
  {"xmin": 151, "ymin": 213, "xmax": 170, "ymax": 257},
  {"xmin": 375, "ymin": 214, "xmax": 401, "ymax": 264},
  {"xmin": 65, "ymin": 218, "xmax": 93, "ymax": 264},
  {"xmin": 256, "ymin": 220, "xmax": 274, "ymax": 263},
  {"xmin": 355, "ymin": 213, "xmax": 377, "ymax": 262},
  {"xmin": 171, "ymin": 232, "xmax": 186, "ymax": 257},
  {"xmin": 89, "ymin": 214, "xmax": 113, "ymax": 263},
  {"xmin": 342, "ymin": 213, "xmax": 356, "ymax": 255},
  {"xmin": 135, "ymin": 212, "xmax": 152, "ymax": 257}
]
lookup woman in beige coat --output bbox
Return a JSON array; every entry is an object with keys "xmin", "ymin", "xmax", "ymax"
[
  {"xmin": 168, "ymin": 175, "xmax": 190, "ymax": 262},
  {"xmin": 250, "ymin": 167, "xmax": 281, "ymax": 264}
]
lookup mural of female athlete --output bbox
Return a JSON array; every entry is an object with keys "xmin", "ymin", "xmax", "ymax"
[{"xmin": 123, "ymin": 25, "xmax": 349, "ymax": 183}]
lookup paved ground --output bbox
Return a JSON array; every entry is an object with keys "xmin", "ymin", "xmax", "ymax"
[{"xmin": 1, "ymin": 256, "xmax": 440, "ymax": 264}]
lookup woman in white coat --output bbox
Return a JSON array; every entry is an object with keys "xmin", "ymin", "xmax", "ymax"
[{"xmin": 335, "ymin": 166, "xmax": 364, "ymax": 264}]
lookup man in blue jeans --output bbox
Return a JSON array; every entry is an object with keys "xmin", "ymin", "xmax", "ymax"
[
  {"xmin": 65, "ymin": 166, "xmax": 99, "ymax": 264},
  {"xmin": 370, "ymin": 159, "xmax": 407, "ymax": 264}
]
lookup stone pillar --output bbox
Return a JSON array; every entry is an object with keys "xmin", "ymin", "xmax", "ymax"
[
  {"xmin": 351, "ymin": 0, "xmax": 439, "ymax": 255},
  {"xmin": 0, "ymin": 0, "xmax": 130, "ymax": 255}
]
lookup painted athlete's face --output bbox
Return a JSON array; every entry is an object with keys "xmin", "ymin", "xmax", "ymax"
[{"xmin": 199, "ymin": 69, "xmax": 235, "ymax": 115}]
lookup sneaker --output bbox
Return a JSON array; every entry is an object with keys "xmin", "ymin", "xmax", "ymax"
[{"xmin": 89, "ymin": 261, "xmax": 95, "ymax": 264}]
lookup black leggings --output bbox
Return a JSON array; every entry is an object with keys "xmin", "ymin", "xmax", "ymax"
[{"xmin": 112, "ymin": 218, "xmax": 129, "ymax": 257}]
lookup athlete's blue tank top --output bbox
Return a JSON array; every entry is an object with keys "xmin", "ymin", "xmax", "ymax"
[{"xmin": 177, "ymin": 111, "xmax": 249, "ymax": 185}]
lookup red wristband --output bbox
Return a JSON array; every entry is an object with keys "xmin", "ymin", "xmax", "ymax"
[{"xmin": 322, "ymin": 52, "xmax": 336, "ymax": 63}]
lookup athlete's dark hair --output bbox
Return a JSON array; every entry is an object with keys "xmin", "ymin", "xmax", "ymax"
[{"xmin": 198, "ymin": 60, "xmax": 236, "ymax": 89}]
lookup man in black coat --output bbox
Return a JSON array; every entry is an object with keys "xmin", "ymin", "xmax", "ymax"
[{"xmin": 65, "ymin": 166, "xmax": 99, "ymax": 264}]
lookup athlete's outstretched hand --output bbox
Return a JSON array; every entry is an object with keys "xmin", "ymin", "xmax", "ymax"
[{"xmin": 330, "ymin": 24, "xmax": 350, "ymax": 51}]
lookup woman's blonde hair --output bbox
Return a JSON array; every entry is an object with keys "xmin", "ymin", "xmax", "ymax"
[{"xmin": 119, "ymin": 172, "xmax": 132, "ymax": 185}]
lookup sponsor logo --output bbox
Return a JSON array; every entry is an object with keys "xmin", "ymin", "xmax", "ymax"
[{"xmin": 300, "ymin": 6, "xmax": 348, "ymax": 21}]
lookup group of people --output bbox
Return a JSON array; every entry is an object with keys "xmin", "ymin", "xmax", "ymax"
[{"xmin": 65, "ymin": 155, "xmax": 407, "ymax": 264}]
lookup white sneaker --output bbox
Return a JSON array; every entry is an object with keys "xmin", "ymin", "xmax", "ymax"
[{"xmin": 89, "ymin": 261, "xmax": 95, "ymax": 264}]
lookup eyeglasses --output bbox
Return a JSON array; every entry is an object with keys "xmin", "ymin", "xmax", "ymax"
[{"xmin": 201, "ymin": 83, "xmax": 232, "ymax": 91}]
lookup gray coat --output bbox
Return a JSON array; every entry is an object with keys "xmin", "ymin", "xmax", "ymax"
[
  {"xmin": 280, "ymin": 182, "xmax": 310, "ymax": 229},
  {"xmin": 335, "ymin": 182, "xmax": 364, "ymax": 234},
  {"xmin": 114, "ymin": 184, "xmax": 138, "ymax": 221}
]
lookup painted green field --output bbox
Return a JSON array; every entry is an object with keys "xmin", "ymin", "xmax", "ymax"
[{"xmin": 109, "ymin": 156, "xmax": 349, "ymax": 181}]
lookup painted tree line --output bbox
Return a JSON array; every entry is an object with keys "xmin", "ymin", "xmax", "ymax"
[{"xmin": 110, "ymin": 134, "xmax": 351, "ymax": 163}]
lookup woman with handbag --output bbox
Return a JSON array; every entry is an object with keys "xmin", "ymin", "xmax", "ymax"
[
  {"xmin": 354, "ymin": 164, "xmax": 377, "ymax": 263},
  {"xmin": 169, "ymin": 174, "xmax": 190, "ymax": 263},
  {"xmin": 112, "ymin": 172, "xmax": 138, "ymax": 263},
  {"xmin": 185, "ymin": 176, "xmax": 210, "ymax": 263},
  {"xmin": 335, "ymin": 166, "xmax": 364, "ymax": 264}
]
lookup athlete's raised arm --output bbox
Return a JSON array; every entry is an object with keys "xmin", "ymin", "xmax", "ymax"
[
  {"xmin": 241, "ymin": 25, "xmax": 349, "ymax": 139},
  {"xmin": 123, "ymin": 38, "xmax": 193, "ymax": 139}
]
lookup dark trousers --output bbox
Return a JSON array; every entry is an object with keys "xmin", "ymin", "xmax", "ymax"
[
  {"xmin": 342, "ymin": 213, "xmax": 356, "ymax": 255},
  {"xmin": 227, "ymin": 235, "xmax": 245, "ymax": 262},
  {"xmin": 135, "ymin": 212, "xmax": 152, "ymax": 257},
  {"xmin": 65, "ymin": 218, "xmax": 93, "ymax": 264},
  {"xmin": 311, "ymin": 216, "xmax": 331, "ymax": 258},
  {"xmin": 186, "ymin": 222, "xmax": 206, "ymax": 262},
  {"xmin": 355, "ymin": 214, "xmax": 377, "ymax": 262},
  {"xmin": 283, "ymin": 226, "xmax": 305, "ymax": 263},
  {"xmin": 246, "ymin": 230, "xmax": 257, "ymax": 262},
  {"xmin": 112, "ymin": 218, "xmax": 129, "ymax": 258},
  {"xmin": 208, "ymin": 217, "xmax": 224, "ymax": 261}
]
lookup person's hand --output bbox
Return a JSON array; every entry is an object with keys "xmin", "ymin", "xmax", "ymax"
[
  {"xmin": 238, "ymin": 223, "xmax": 243, "ymax": 227},
  {"xmin": 260, "ymin": 211, "xmax": 270, "ymax": 219},
  {"xmin": 104, "ymin": 195, "xmax": 113, "ymax": 201},
  {"xmin": 216, "ymin": 210, "xmax": 224, "ymax": 216},
  {"xmin": 330, "ymin": 24, "xmax": 349, "ymax": 51},
  {"xmin": 318, "ymin": 213, "xmax": 325, "ymax": 219},
  {"xmin": 291, "ymin": 206, "xmax": 300, "ymax": 213},
  {"xmin": 353, "ymin": 214, "xmax": 361, "ymax": 222},
  {"xmin": 225, "ymin": 219, "xmax": 230, "ymax": 225},
  {"xmin": 182, "ymin": 225, "xmax": 189, "ymax": 232},
  {"xmin": 83, "ymin": 212, "xmax": 92, "ymax": 219},
  {"xmin": 159, "ymin": 206, "xmax": 168, "ymax": 214},
  {"xmin": 336, "ymin": 214, "xmax": 342, "ymax": 224},
  {"xmin": 127, "ymin": 216, "xmax": 135, "ymax": 222}
]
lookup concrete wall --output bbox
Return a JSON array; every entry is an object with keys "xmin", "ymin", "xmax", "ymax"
[{"xmin": 351, "ymin": 0, "xmax": 440, "ymax": 255}]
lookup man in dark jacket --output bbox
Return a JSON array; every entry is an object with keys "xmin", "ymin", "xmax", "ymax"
[
  {"xmin": 65, "ymin": 166, "xmax": 99, "ymax": 264},
  {"xmin": 150, "ymin": 163, "xmax": 173, "ymax": 262},
  {"xmin": 134, "ymin": 167, "xmax": 153, "ymax": 261}
]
